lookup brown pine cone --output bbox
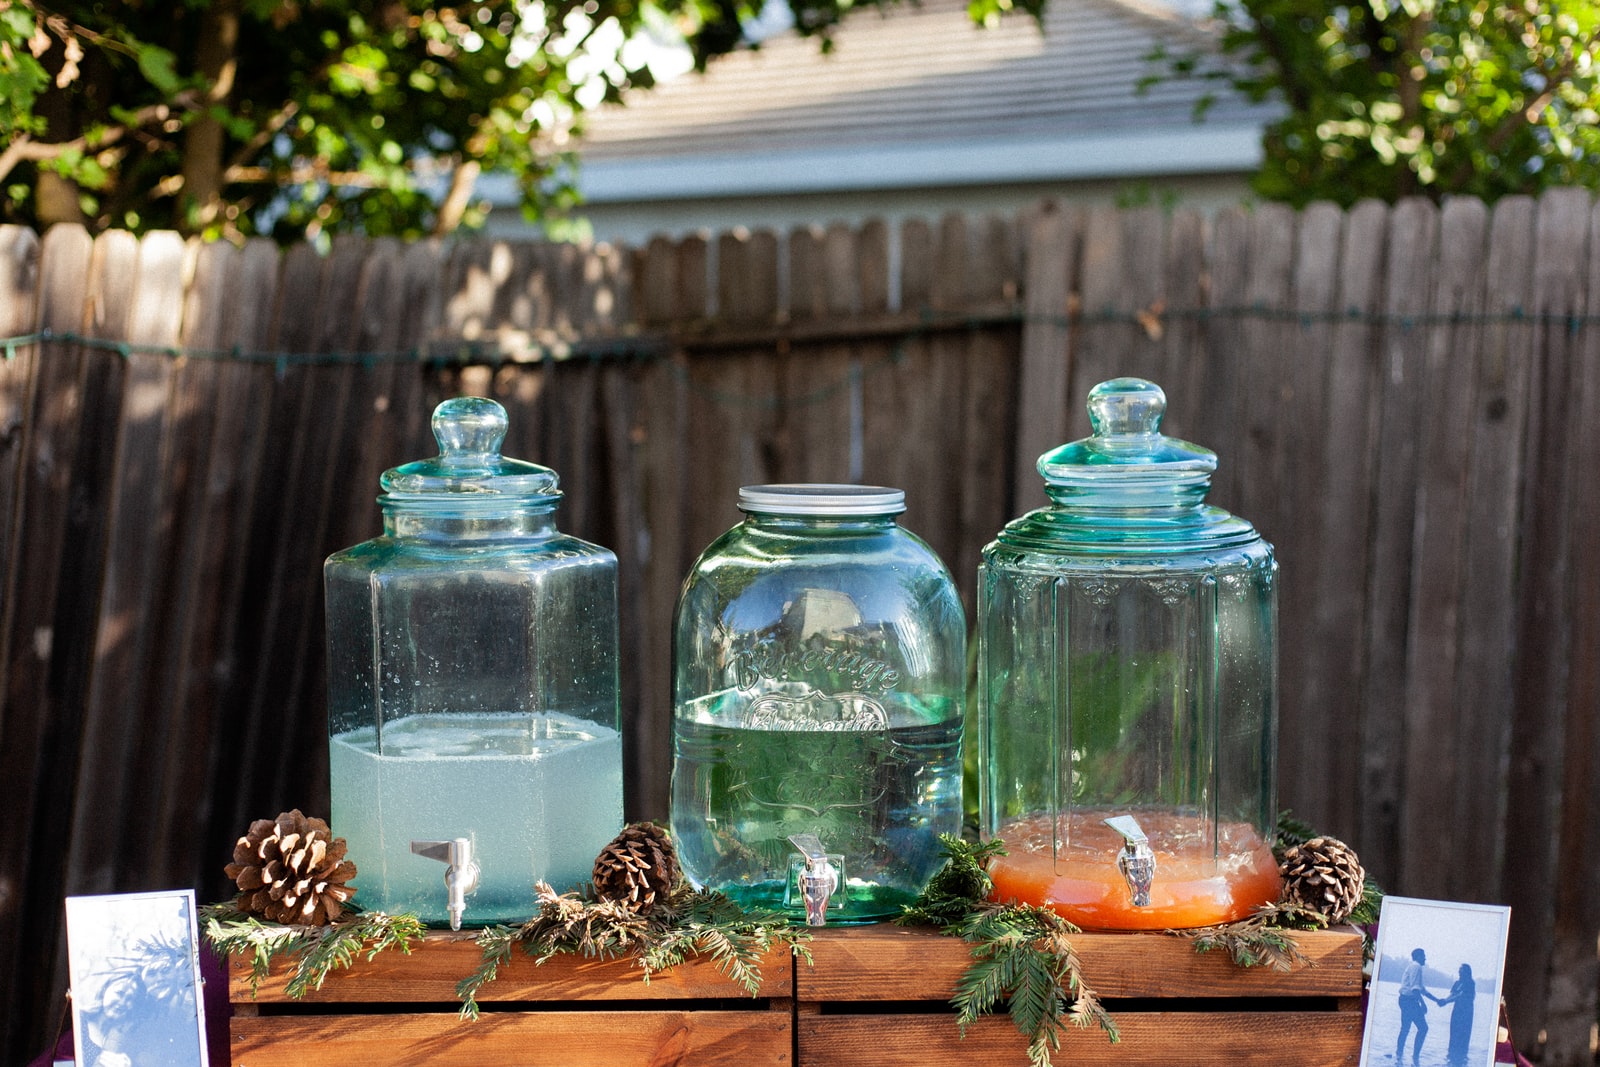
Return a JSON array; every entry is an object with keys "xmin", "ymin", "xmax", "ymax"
[
  {"xmin": 1279, "ymin": 834, "xmax": 1365, "ymax": 924},
  {"xmin": 224, "ymin": 809, "xmax": 358, "ymax": 926},
  {"xmin": 592, "ymin": 822, "xmax": 679, "ymax": 912}
]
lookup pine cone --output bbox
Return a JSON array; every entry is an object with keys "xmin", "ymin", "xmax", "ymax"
[
  {"xmin": 592, "ymin": 822, "xmax": 679, "ymax": 912},
  {"xmin": 1279, "ymin": 834, "xmax": 1365, "ymax": 924},
  {"xmin": 224, "ymin": 810, "xmax": 357, "ymax": 926}
]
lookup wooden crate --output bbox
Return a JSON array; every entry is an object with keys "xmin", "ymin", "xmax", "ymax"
[
  {"xmin": 229, "ymin": 926, "xmax": 1364, "ymax": 1067},
  {"xmin": 228, "ymin": 934, "xmax": 795, "ymax": 1067},
  {"xmin": 797, "ymin": 926, "xmax": 1364, "ymax": 1067}
]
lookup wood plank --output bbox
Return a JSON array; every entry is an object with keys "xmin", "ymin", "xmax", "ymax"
[
  {"xmin": 1287, "ymin": 200, "xmax": 1387, "ymax": 843},
  {"xmin": 1450, "ymin": 196, "xmax": 1535, "ymax": 898},
  {"xmin": 1012, "ymin": 204, "xmax": 1077, "ymax": 515},
  {"xmin": 862, "ymin": 218, "xmax": 951, "ymax": 559},
  {"xmin": 143, "ymin": 235, "xmax": 232, "ymax": 884},
  {"xmin": 70, "ymin": 230, "xmax": 188, "ymax": 893},
  {"xmin": 1154, "ymin": 209, "xmax": 1208, "ymax": 444},
  {"xmin": 800, "ymin": 1010, "xmax": 1363, "ymax": 1067},
  {"xmin": 177, "ymin": 238, "xmax": 283, "ymax": 886},
  {"xmin": 1397, "ymin": 196, "xmax": 1490, "ymax": 902},
  {"xmin": 0, "ymin": 223, "xmax": 96, "ymax": 1067},
  {"xmin": 232, "ymin": 937, "xmax": 794, "ymax": 1003},
  {"xmin": 795, "ymin": 926, "xmax": 1363, "ymax": 1001},
  {"xmin": 1500, "ymin": 189, "xmax": 1590, "ymax": 1049},
  {"xmin": 778, "ymin": 222, "xmax": 858, "ymax": 483},
  {"xmin": 1270, "ymin": 200, "xmax": 1345, "ymax": 829},
  {"xmin": 1357, "ymin": 197, "xmax": 1438, "ymax": 890},
  {"xmin": 1229, "ymin": 201, "xmax": 1297, "ymax": 549},
  {"xmin": 0, "ymin": 226, "xmax": 40, "ymax": 708},
  {"xmin": 1524, "ymin": 188, "xmax": 1600, "ymax": 1066},
  {"xmin": 1191, "ymin": 206, "xmax": 1252, "ymax": 509},
  {"xmin": 232, "ymin": 1009, "xmax": 792, "ymax": 1067},
  {"xmin": 222, "ymin": 240, "xmax": 328, "ymax": 836},
  {"xmin": 953, "ymin": 214, "xmax": 1020, "ymax": 607},
  {"xmin": 629, "ymin": 236, "xmax": 693, "ymax": 821}
]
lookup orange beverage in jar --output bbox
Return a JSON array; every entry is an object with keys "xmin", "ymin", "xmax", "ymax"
[{"xmin": 987, "ymin": 810, "xmax": 1281, "ymax": 930}]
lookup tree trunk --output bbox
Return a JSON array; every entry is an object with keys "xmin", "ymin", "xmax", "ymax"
[{"xmin": 181, "ymin": 0, "xmax": 242, "ymax": 233}]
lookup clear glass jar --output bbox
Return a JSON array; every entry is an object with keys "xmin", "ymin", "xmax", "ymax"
[
  {"xmin": 670, "ymin": 485, "xmax": 966, "ymax": 924},
  {"xmin": 325, "ymin": 397, "xmax": 621, "ymax": 928},
  {"xmin": 977, "ymin": 379, "xmax": 1279, "ymax": 930}
]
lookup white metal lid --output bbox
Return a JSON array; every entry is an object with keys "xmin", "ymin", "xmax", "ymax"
[{"xmin": 737, "ymin": 484, "xmax": 906, "ymax": 516}]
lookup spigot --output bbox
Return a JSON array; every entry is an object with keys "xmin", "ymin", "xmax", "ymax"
[
  {"xmin": 1103, "ymin": 815, "xmax": 1156, "ymax": 908},
  {"xmin": 410, "ymin": 837, "xmax": 480, "ymax": 931},
  {"xmin": 787, "ymin": 833, "xmax": 840, "ymax": 927}
]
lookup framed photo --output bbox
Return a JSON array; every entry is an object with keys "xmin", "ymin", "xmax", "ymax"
[
  {"xmin": 1359, "ymin": 895, "xmax": 1511, "ymax": 1067},
  {"xmin": 64, "ymin": 890, "xmax": 209, "ymax": 1067}
]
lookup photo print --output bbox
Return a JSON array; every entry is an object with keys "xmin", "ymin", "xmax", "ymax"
[
  {"xmin": 65, "ymin": 890, "xmax": 209, "ymax": 1067},
  {"xmin": 1360, "ymin": 895, "xmax": 1511, "ymax": 1067}
]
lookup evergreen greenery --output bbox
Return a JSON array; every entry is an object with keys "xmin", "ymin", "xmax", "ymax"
[
  {"xmin": 457, "ymin": 880, "xmax": 811, "ymax": 1019},
  {"xmin": 897, "ymin": 835, "xmax": 1117, "ymax": 1067},
  {"xmin": 201, "ymin": 903, "xmax": 426, "ymax": 1000}
]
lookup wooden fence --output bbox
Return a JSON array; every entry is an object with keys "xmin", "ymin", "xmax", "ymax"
[{"xmin": 1, "ymin": 190, "xmax": 1596, "ymax": 1064}]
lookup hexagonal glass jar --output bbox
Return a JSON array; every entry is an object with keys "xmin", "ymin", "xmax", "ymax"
[
  {"xmin": 324, "ymin": 397, "xmax": 620, "ymax": 927},
  {"xmin": 977, "ymin": 379, "xmax": 1280, "ymax": 929}
]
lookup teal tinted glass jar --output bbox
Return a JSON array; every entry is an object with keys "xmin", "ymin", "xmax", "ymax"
[
  {"xmin": 325, "ymin": 397, "xmax": 621, "ymax": 929},
  {"xmin": 977, "ymin": 379, "xmax": 1280, "ymax": 930},
  {"xmin": 671, "ymin": 485, "xmax": 965, "ymax": 924}
]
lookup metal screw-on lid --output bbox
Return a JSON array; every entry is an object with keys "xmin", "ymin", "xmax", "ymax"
[
  {"xmin": 737, "ymin": 484, "xmax": 906, "ymax": 516},
  {"xmin": 380, "ymin": 396, "xmax": 561, "ymax": 503}
]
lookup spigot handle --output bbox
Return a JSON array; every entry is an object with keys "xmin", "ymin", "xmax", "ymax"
[
  {"xmin": 787, "ymin": 833, "xmax": 839, "ymax": 927},
  {"xmin": 1102, "ymin": 815, "xmax": 1156, "ymax": 908},
  {"xmin": 411, "ymin": 837, "xmax": 481, "ymax": 931}
]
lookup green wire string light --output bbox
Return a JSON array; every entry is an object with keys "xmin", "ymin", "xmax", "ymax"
[{"xmin": 0, "ymin": 302, "xmax": 1590, "ymax": 407}]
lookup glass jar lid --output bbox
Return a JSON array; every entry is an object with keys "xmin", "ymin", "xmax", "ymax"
[
  {"xmin": 1037, "ymin": 378, "xmax": 1216, "ymax": 506},
  {"xmin": 380, "ymin": 396, "xmax": 561, "ymax": 504},
  {"xmin": 996, "ymin": 377, "xmax": 1260, "ymax": 553},
  {"xmin": 738, "ymin": 484, "xmax": 906, "ymax": 516}
]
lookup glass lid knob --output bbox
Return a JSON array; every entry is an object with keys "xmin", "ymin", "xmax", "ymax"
[
  {"xmin": 434, "ymin": 396, "xmax": 509, "ymax": 462},
  {"xmin": 1087, "ymin": 378, "xmax": 1166, "ymax": 438}
]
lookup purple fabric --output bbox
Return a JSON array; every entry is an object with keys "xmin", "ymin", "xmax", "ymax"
[{"xmin": 29, "ymin": 944, "xmax": 230, "ymax": 1067}]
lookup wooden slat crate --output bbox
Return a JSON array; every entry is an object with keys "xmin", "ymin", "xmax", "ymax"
[
  {"xmin": 229, "ymin": 926, "xmax": 1365, "ymax": 1067},
  {"xmin": 228, "ymin": 935, "xmax": 795, "ymax": 1067},
  {"xmin": 797, "ymin": 926, "xmax": 1365, "ymax": 1067}
]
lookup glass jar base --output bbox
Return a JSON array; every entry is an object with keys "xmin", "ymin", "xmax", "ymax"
[{"xmin": 711, "ymin": 879, "xmax": 919, "ymax": 925}]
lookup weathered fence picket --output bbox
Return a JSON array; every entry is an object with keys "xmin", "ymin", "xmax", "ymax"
[{"xmin": 0, "ymin": 193, "xmax": 1596, "ymax": 1066}]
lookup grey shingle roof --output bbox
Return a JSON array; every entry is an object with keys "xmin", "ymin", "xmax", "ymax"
[{"xmin": 577, "ymin": 0, "xmax": 1278, "ymax": 163}]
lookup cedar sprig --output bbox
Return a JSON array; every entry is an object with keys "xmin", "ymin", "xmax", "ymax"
[
  {"xmin": 952, "ymin": 904, "xmax": 1118, "ymax": 1067},
  {"xmin": 1186, "ymin": 901, "xmax": 1323, "ymax": 970},
  {"xmin": 897, "ymin": 835, "xmax": 1117, "ymax": 1067},
  {"xmin": 457, "ymin": 880, "xmax": 810, "ymax": 1019},
  {"xmin": 201, "ymin": 903, "xmax": 425, "ymax": 999}
]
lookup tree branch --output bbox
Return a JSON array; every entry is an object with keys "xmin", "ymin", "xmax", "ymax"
[{"xmin": 0, "ymin": 97, "xmax": 188, "ymax": 183}]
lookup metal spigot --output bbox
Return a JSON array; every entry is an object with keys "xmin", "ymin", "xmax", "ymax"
[
  {"xmin": 1103, "ymin": 815, "xmax": 1156, "ymax": 908},
  {"xmin": 787, "ymin": 833, "xmax": 840, "ymax": 927},
  {"xmin": 410, "ymin": 837, "xmax": 480, "ymax": 931}
]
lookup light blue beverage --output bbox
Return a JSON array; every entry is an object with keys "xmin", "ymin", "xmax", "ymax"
[{"xmin": 330, "ymin": 711, "xmax": 622, "ymax": 924}]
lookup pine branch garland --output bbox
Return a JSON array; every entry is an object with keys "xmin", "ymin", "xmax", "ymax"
[
  {"xmin": 457, "ymin": 880, "xmax": 811, "ymax": 1019},
  {"xmin": 202, "ymin": 904, "xmax": 425, "ymax": 999}
]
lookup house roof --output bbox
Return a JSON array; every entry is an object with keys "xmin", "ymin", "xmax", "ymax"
[{"xmin": 559, "ymin": 0, "xmax": 1280, "ymax": 203}]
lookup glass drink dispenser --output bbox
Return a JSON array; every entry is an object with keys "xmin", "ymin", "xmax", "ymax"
[
  {"xmin": 671, "ymin": 485, "xmax": 966, "ymax": 924},
  {"xmin": 325, "ymin": 397, "xmax": 622, "ymax": 929},
  {"xmin": 977, "ymin": 379, "xmax": 1280, "ymax": 930}
]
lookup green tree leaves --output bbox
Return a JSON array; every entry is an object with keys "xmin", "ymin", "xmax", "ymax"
[{"xmin": 1204, "ymin": 0, "xmax": 1600, "ymax": 204}]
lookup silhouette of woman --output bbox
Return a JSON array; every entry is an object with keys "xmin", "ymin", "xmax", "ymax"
[{"xmin": 1430, "ymin": 963, "xmax": 1476, "ymax": 1067}]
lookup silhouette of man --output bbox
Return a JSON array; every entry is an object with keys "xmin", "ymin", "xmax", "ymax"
[{"xmin": 1395, "ymin": 947, "xmax": 1432, "ymax": 1064}]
